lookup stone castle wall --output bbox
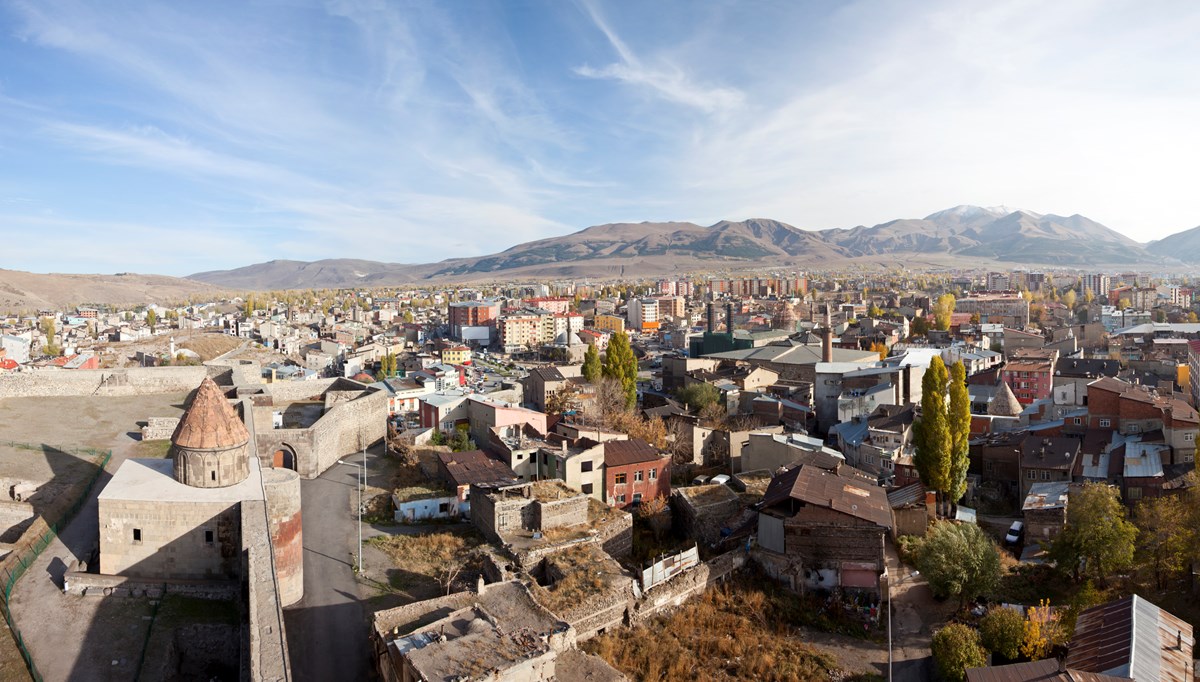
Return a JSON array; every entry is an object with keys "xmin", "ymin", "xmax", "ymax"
[
  {"xmin": 98, "ymin": 497, "xmax": 242, "ymax": 580},
  {"xmin": 241, "ymin": 499, "xmax": 292, "ymax": 682},
  {"xmin": 0, "ymin": 366, "xmax": 213, "ymax": 399},
  {"xmin": 261, "ymin": 468, "xmax": 303, "ymax": 607}
]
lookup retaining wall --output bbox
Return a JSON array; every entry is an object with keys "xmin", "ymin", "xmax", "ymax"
[{"xmin": 62, "ymin": 571, "xmax": 238, "ymax": 600}]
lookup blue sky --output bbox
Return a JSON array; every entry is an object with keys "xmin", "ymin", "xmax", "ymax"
[{"xmin": 2, "ymin": 0, "xmax": 1198, "ymax": 276}]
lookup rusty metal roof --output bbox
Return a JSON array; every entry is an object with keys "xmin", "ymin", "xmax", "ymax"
[
  {"xmin": 966, "ymin": 659, "xmax": 1128, "ymax": 681},
  {"xmin": 1065, "ymin": 595, "xmax": 1194, "ymax": 682},
  {"xmin": 763, "ymin": 463, "xmax": 892, "ymax": 529},
  {"xmin": 602, "ymin": 438, "xmax": 664, "ymax": 467},
  {"xmin": 171, "ymin": 377, "xmax": 249, "ymax": 450}
]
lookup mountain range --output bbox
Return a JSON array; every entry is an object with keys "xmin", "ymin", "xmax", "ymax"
[{"xmin": 188, "ymin": 205, "xmax": 1191, "ymax": 289}]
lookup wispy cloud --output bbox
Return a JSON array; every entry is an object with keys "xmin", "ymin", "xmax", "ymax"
[{"xmin": 573, "ymin": 0, "xmax": 744, "ymax": 114}]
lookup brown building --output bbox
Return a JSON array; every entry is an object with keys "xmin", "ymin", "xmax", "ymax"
[
  {"xmin": 1019, "ymin": 435, "xmax": 1080, "ymax": 498},
  {"xmin": 602, "ymin": 439, "xmax": 671, "ymax": 509}
]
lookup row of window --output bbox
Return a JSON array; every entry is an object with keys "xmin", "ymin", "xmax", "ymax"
[
  {"xmin": 613, "ymin": 492, "xmax": 643, "ymax": 505},
  {"xmin": 613, "ymin": 468, "xmax": 658, "ymax": 485}
]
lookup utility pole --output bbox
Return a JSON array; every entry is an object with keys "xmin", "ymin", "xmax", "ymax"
[{"xmin": 338, "ymin": 459, "xmax": 364, "ymax": 574}]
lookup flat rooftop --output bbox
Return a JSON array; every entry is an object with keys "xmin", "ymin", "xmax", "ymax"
[{"xmin": 98, "ymin": 458, "xmax": 264, "ymax": 504}]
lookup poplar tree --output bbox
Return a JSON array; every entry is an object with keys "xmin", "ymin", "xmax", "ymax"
[
  {"xmin": 914, "ymin": 355, "xmax": 951, "ymax": 508},
  {"xmin": 581, "ymin": 344, "xmax": 601, "ymax": 383},
  {"xmin": 948, "ymin": 360, "xmax": 971, "ymax": 503},
  {"xmin": 602, "ymin": 331, "xmax": 638, "ymax": 410}
]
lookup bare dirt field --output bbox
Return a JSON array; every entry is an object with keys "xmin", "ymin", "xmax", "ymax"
[{"xmin": 0, "ymin": 392, "xmax": 190, "ymax": 681}]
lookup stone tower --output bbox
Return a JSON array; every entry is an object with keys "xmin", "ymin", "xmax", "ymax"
[{"xmin": 170, "ymin": 377, "xmax": 251, "ymax": 488}]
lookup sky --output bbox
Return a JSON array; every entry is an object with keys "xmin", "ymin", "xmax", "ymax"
[{"xmin": 2, "ymin": 0, "xmax": 1199, "ymax": 276}]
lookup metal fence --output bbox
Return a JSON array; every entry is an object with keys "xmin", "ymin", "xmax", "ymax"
[
  {"xmin": 0, "ymin": 443, "xmax": 112, "ymax": 682},
  {"xmin": 640, "ymin": 544, "xmax": 700, "ymax": 592}
]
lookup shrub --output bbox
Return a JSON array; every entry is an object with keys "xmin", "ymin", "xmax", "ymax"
[
  {"xmin": 932, "ymin": 623, "xmax": 987, "ymax": 682},
  {"xmin": 979, "ymin": 606, "xmax": 1024, "ymax": 660}
]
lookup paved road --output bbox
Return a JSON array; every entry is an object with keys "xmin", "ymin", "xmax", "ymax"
[{"xmin": 283, "ymin": 463, "xmax": 371, "ymax": 682}]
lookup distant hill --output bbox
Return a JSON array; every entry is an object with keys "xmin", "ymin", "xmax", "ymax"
[
  {"xmin": 0, "ymin": 269, "xmax": 220, "ymax": 313},
  {"xmin": 1145, "ymin": 224, "xmax": 1200, "ymax": 261},
  {"xmin": 188, "ymin": 259, "xmax": 423, "ymax": 290}
]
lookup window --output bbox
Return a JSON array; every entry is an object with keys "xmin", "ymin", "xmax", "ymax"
[
  {"xmin": 1185, "ymin": 432, "xmax": 1195, "ymax": 442},
  {"xmin": 632, "ymin": 493, "xmax": 643, "ymax": 503},
  {"xmin": 616, "ymin": 494, "xmax": 626, "ymax": 504},
  {"xmin": 581, "ymin": 461, "xmax": 593, "ymax": 473},
  {"xmin": 1128, "ymin": 424, "xmax": 1139, "ymax": 433},
  {"xmin": 1041, "ymin": 471, "xmax": 1050, "ymax": 480},
  {"xmin": 1027, "ymin": 471, "xmax": 1036, "ymax": 480},
  {"xmin": 649, "ymin": 468, "xmax": 657, "ymax": 480},
  {"xmin": 204, "ymin": 530, "xmax": 214, "ymax": 544},
  {"xmin": 1073, "ymin": 418, "xmax": 1082, "ymax": 425},
  {"xmin": 1128, "ymin": 487, "xmax": 1142, "ymax": 501},
  {"xmin": 985, "ymin": 461, "xmax": 994, "ymax": 472},
  {"xmin": 1099, "ymin": 418, "xmax": 1111, "ymax": 428},
  {"xmin": 582, "ymin": 483, "xmax": 593, "ymax": 495},
  {"xmin": 517, "ymin": 453, "xmax": 524, "ymax": 460},
  {"xmin": 133, "ymin": 529, "xmax": 142, "ymax": 543},
  {"xmin": 439, "ymin": 502, "xmax": 450, "ymax": 514},
  {"xmin": 634, "ymin": 470, "xmax": 644, "ymax": 482},
  {"xmin": 615, "ymin": 472, "xmax": 627, "ymax": 485}
]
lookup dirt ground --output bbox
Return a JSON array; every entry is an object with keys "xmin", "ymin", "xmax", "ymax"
[{"xmin": 0, "ymin": 392, "xmax": 190, "ymax": 681}]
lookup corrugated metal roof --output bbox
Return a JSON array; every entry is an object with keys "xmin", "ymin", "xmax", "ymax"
[
  {"xmin": 966, "ymin": 659, "xmax": 1128, "ymax": 682},
  {"xmin": 1022, "ymin": 482, "xmax": 1070, "ymax": 511},
  {"xmin": 1065, "ymin": 595, "xmax": 1194, "ymax": 682},
  {"xmin": 762, "ymin": 464, "xmax": 892, "ymax": 529},
  {"xmin": 603, "ymin": 438, "xmax": 664, "ymax": 467}
]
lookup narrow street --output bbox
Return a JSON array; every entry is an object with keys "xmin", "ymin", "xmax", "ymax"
[{"xmin": 283, "ymin": 460, "xmax": 372, "ymax": 681}]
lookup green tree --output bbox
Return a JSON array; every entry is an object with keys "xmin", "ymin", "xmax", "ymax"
[
  {"xmin": 146, "ymin": 308, "xmax": 158, "ymax": 333},
  {"xmin": 947, "ymin": 361, "xmax": 971, "ymax": 504},
  {"xmin": 910, "ymin": 316, "xmax": 930, "ymax": 338},
  {"xmin": 677, "ymin": 382, "xmax": 720, "ymax": 412},
  {"xmin": 914, "ymin": 355, "xmax": 951, "ymax": 507},
  {"xmin": 979, "ymin": 606, "xmax": 1024, "ymax": 660},
  {"xmin": 581, "ymin": 344, "xmax": 602, "ymax": 383},
  {"xmin": 601, "ymin": 331, "xmax": 638, "ymax": 410},
  {"xmin": 933, "ymin": 293, "xmax": 956, "ymax": 331},
  {"xmin": 1050, "ymin": 482, "xmax": 1137, "ymax": 584},
  {"xmin": 914, "ymin": 521, "xmax": 1002, "ymax": 608},
  {"xmin": 1134, "ymin": 494, "xmax": 1192, "ymax": 589},
  {"xmin": 402, "ymin": 309, "xmax": 414, "ymax": 324},
  {"xmin": 932, "ymin": 623, "xmax": 987, "ymax": 682},
  {"xmin": 39, "ymin": 317, "xmax": 61, "ymax": 357}
]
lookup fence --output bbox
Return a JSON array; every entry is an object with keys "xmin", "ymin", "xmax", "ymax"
[
  {"xmin": 640, "ymin": 544, "xmax": 700, "ymax": 592},
  {"xmin": 0, "ymin": 442, "xmax": 112, "ymax": 682}
]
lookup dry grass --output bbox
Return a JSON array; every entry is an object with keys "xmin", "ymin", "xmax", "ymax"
[
  {"xmin": 583, "ymin": 576, "xmax": 846, "ymax": 681},
  {"xmin": 132, "ymin": 439, "xmax": 172, "ymax": 458},
  {"xmin": 368, "ymin": 528, "xmax": 483, "ymax": 591},
  {"xmin": 532, "ymin": 545, "xmax": 625, "ymax": 616}
]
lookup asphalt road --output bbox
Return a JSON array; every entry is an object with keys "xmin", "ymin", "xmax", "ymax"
[{"xmin": 283, "ymin": 464, "xmax": 371, "ymax": 682}]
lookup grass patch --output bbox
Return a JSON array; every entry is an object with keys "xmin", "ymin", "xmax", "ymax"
[
  {"xmin": 583, "ymin": 573, "xmax": 863, "ymax": 681},
  {"xmin": 133, "ymin": 439, "xmax": 173, "ymax": 458}
]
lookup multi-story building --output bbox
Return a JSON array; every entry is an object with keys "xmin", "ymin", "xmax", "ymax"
[
  {"xmin": 954, "ymin": 294, "xmax": 1030, "ymax": 327},
  {"xmin": 1080, "ymin": 274, "xmax": 1111, "ymax": 297},
  {"xmin": 626, "ymin": 298, "xmax": 660, "ymax": 332},
  {"xmin": 448, "ymin": 300, "xmax": 500, "ymax": 343},
  {"xmin": 522, "ymin": 297, "xmax": 571, "ymax": 315},
  {"xmin": 602, "ymin": 439, "xmax": 671, "ymax": 509},
  {"xmin": 498, "ymin": 313, "xmax": 542, "ymax": 350},
  {"xmin": 593, "ymin": 313, "xmax": 626, "ymax": 334},
  {"xmin": 1000, "ymin": 349, "xmax": 1056, "ymax": 405},
  {"xmin": 655, "ymin": 295, "xmax": 686, "ymax": 320}
]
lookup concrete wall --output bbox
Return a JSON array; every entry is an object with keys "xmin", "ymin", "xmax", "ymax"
[
  {"xmin": 99, "ymin": 497, "xmax": 242, "ymax": 580},
  {"xmin": 241, "ymin": 499, "xmax": 292, "ymax": 682},
  {"xmin": 536, "ymin": 496, "xmax": 589, "ymax": 530},
  {"xmin": 63, "ymin": 571, "xmax": 239, "ymax": 600}
]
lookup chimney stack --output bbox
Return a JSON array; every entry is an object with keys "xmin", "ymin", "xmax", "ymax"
[
  {"xmin": 726, "ymin": 302, "xmax": 735, "ymax": 333},
  {"xmin": 706, "ymin": 303, "xmax": 716, "ymax": 334},
  {"xmin": 821, "ymin": 306, "xmax": 833, "ymax": 363}
]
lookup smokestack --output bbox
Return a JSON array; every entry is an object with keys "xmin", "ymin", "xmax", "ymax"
[
  {"xmin": 726, "ymin": 302, "xmax": 734, "ymax": 333},
  {"xmin": 707, "ymin": 302, "xmax": 715, "ymax": 334},
  {"xmin": 821, "ymin": 305, "xmax": 833, "ymax": 363}
]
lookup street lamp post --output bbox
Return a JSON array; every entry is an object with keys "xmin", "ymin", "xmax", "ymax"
[{"xmin": 338, "ymin": 458, "xmax": 364, "ymax": 574}]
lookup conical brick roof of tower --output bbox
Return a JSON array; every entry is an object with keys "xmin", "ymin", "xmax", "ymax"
[
  {"xmin": 171, "ymin": 377, "xmax": 250, "ymax": 449},
  {"xmin": 988, "ymin": 381, "xmax": 1023, "ymax": 417}
]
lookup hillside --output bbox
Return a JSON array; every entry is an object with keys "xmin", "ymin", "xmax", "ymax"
[
  {"xmin": 185, "ymin": 206, "xmax": 1177, "ymax": 288},
  {"xmin": 0, "ymin": 269, "xmax": 220, "ymax": 313},
  {"xmin": 1145, "ymin": 224, "xmax": 1200, "ymax": 261}
]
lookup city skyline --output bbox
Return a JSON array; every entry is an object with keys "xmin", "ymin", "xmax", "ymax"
[{"xmin": 2, "ymin": 0, "xmax": 1199, "ymax": 276}]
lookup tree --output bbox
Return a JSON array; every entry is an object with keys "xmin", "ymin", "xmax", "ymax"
[
  {"xmin": 581, "ymin": 344, "xmax": 602, "ymax": 383},
  {"xmin": 914, "ymin": 356, "xmax": 951, "ymax": 508},
  {"xmin": 932, "ymin": 623, "xmax": 987, "ymax": 682},
  {"xmin": 910, "ymin": 316, "xmax": 930, "ymax": 338},
  {"xmin": 1020, "ymin": 599, "xmax": 1063, "ymax": 660},
  {"xmin": 869, "ymin": 341, "xmax": 888, "ymax": 361},
  {"xmin": 146, "ymin": 308, "xmax": 158, "ymax": 333},
  {"xmin": 39, "ymin": 318, "xmax": 61, "ymax": 357},
  {"xmin": 1134, "ymin": 494, "xmax": 1192, "ymax": 589},
  {"xmin": 677, "ymin": 382, "xmax": 720, "ymax": 412},
  {"xmin": 1050, "ymin": 482, "xmax": 1136, "ymax": 584},
  {"xmin": 1189, "ymin": 311, "xmax": 1199, "ymax": 323},
  {"xmin": 947, "ymin": 361, "xmax": 971, "ymax": 504},
  {"xmin": 1084, "ymin": 289, "xmax": 1095, "ymax": 305},
  {"xmin": 914, "ymin": 521, "xmax": 1002, "ymax": 608},
  {"xmin": 402, "ymin": 309, "xmax": 414, "ymax": 324},
  {"xmin": 933, "ymin": 293, "xmax": 956, "ymax": 331},
  {"xmin": 1117, "ymin": 298, "xmax": 1131, "ymax": 310},
  {"xmin": 1153, "ymin": 308, "xmax": 1167, "ymax": 323},
  {"xmin": 1062, "ymin": 289, "xmax": 1077, "ymax": 310},
  {"xmin": 601, "ymin": 331, "xmax": 638, "ymax": 410},
  {"xmin": 979, "ymin": 606, "xmax": 1024, "ymax": 660},
  {"xmin": 545, "ymin": 382, "xmax": 582, "ymax": 416},
  {"xmin": 867, "ymin": 302, "xmax": 883, "ymax": 318}
]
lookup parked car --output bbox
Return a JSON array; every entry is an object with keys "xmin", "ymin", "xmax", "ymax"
[
  {"xmin": 691, "ymin": 475, "xmax": 711, "ymax": 486},
  {"xmin": 1004, "ymin": 521, "xmax": 1025, "ymax": 546},
  {"xmin": 710, "ymin": 474, "xmax": 732, "ymax": 486}
]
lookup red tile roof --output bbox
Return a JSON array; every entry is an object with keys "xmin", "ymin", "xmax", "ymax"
[{"xmin": 171, "ymin": 378, "xmax": 249, "ymax": 450}]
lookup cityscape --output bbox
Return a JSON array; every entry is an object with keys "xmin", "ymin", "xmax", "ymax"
[{"xmin": 1, "ymin": 2, "xmax": 1199, "ymax": 682}]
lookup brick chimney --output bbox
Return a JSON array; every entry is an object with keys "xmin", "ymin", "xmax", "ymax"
[{"xmin": 822, "ymin": 305, "xmax": 834, "ymax": 363}]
